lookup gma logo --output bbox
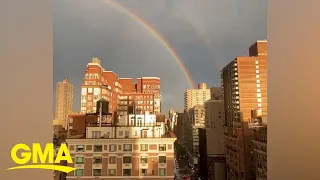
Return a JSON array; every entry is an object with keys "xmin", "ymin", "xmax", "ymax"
[{"xmin": 7, "ymin": 143, "xmax": 76, "ymax": 173}]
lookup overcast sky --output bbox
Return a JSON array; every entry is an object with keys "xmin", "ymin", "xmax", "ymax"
[{"xmin": 53, "ymin": 0, "xmax": 266, "ymax": 114}]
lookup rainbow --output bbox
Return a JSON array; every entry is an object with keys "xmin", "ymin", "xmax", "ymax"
[{"xmin": 104, "ymin": 0, "xmax": 195, "ymax": 89}]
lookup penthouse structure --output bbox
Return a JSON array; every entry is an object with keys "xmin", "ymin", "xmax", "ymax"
[
  {"xmin": 80, "ymin": 57, "xmax": 161, "ymax": 115},
  {"xmin": 66, "ymin": 102, "xmax": 176, "ymax": 180}
]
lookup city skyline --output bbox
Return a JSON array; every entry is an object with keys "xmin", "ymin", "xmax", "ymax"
[{"xmin": 53, "ymin": 0, "xmax": 267, "ymax": 114}]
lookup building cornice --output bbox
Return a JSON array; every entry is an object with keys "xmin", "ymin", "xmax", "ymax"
[{"xmin": 66, "ymin": 138, "xmax": 176, "ymax": 144}]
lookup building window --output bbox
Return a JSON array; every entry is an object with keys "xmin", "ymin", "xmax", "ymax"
[
  {"xmin": 140, "ymin": 156, "xmax": 148, "ymax": 163},
  {"xmin": 123, "ymin": 169, "xmax": 132, "ymax": 176},
  {"xmin": 93, "ymin": 169, "xmax": 101, "ymax": 176},
  {"xmin": 123, "ymin": 156, "xmax": 132, "ymax": 164},
  {"xmin": 123, "ymin": 144, "xmax": 132, "ymax": 151},
  {"xmin": 109, "ymin": 157, "xmax": 116, "ymax": 164},
  {"xmin": 159, "ymin": 144, "xmax": 166, "ymax": 151},
  {"xmin": 75, "ymin": 169, "xmax": 84, "ymax": 176},
  {"xmin": 75, "ymin": 157, "xmax": 84, "ymax": 164},
  {"xmin": 94, "ymin": 95, "xmax": 99, "ymax": 100},
  {"xmin": 92, "ymin": 131, "xmax": 101, "ymax": 139},
  {"xmin": 140, "ymin": 169, "xmax": 147, "ymax": 176},
  {"xmin": 93, "ymin": 145, "xmax": 102, "ymax": 152},
  {"xmin": 159, "ymin": 156, "xmax": 166, "ymax": 163},
  {"xmin": 142, "ymin": 130, "xmax": 148, "ymax": 138},
  {"xmin": 119, "ymin": 131, "xmax": 123, "ymax": 136},
  {"xmin": 108, "ymin": 169, "xmax": 116, "ymax": 176},
  {"xmin": 76, "ymin": 145, "xmax": 85, "ymax": 152},
  {"xmin": 93, "ymin": 157, "xmax": 102, "ymax": 164},
  {"xmin": 140, "ymin": 144, "xmax": 148, "ymax": 151},
  {"xmin": 106, "ymin": 132, "xmax": 110, "ymax": 138},
  {"xmin": 159, "ymin": 168, "xmax": 166, "ymax": 176},
  {"xmin": 109, "ymin": 144, "xmax": 117, "ymax": 152},
  {"xmin": 125, "ymin": 131, "xmax": 129, "ymax": 138}
]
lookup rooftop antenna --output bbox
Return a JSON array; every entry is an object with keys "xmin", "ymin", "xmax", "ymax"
[{"xmin": 99, "ymin": 101, "xmax": 102, "ymax": 127}]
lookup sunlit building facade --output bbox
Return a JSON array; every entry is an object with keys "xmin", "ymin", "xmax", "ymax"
[
  {"xmin": 80, "ymin": 57, "xmax": 161, "ymax": 115},
  {"xmin": 66, "ymin": 111, "xmax": 176, "ymax": 180},
  {"xmin": 222, "ymin": 40, "xmax": 267, "ymax": 180}
]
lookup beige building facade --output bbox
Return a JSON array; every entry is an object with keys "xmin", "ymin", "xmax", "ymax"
[
  {"xmin": 55, "ymin": 78, "xmax": 73, "ymax": 128},
  {"xmin": 184, "ymin": 83, "xmax": 210, "ymax": 111},
  {"xmin": 204, "ymin": 99, "xmax": 226, "ymax": 180},
  {"xmin": 204, "ymin": 99, "xmax": 225, "ymax": 155}
]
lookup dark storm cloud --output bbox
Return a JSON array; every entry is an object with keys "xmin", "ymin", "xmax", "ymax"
[{"xmin": 54, "ymin": 0, "xmax": 266, "ymax": 114}]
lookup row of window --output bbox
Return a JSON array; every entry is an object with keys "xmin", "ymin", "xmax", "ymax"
[
  {"xmin": 85, "ymin": 73, "xmax": 100, "ymax": 79},
  {"xmin": 91, "ymin": 128, "xmax": 155, "ymax": 139},
  {"xmin": 75, "ymin": 156, "xmax": 167, "ymax": 164},
  {"xmin": 142, "ymin": 84, "xmax": 160, "ymax": 89},
  {"xmin": 119, "ymin": 95, "xmax": 151, "ymax": 100},
  {"xmin": 74, "ymin": 168, "xmax": 167, "ymax": 176},
  {"xmin": 75, "ymin": 144, "xmax": 167, "ymax": 152}
]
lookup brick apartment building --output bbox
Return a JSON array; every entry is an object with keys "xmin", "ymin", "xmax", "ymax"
[{"xmin": 80, "ymin": 57, "xmax": 161, "ymax": 115}]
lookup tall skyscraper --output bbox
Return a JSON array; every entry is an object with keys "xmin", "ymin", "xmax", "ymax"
[
  {"xmin": 222, "ymin": 40, "xmax": 267, "ymax": 127},
  {"xmin": 222, "ymin": 40, "xmax": 267, "ymax": 180},
  {"xmin": 184, "ymin": 83, "xmax": 211, "ymax": 111},
  {"xmin": 55, "ymin": 78, "xmax": 73, "ymax": 128}
]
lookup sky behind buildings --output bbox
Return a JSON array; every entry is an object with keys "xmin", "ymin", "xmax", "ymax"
[{"xmin": 53, "ymin": 0, "xmax": 266, "ymax": 113}]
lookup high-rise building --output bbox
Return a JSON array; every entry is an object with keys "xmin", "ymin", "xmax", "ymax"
[
  {"xmin": 204, "ymin": 100, "xmax": 225, "ymax": 153},
  {"xmin": 210, "ymin": 87, "xmax": 223, "ymax": 100},
  {"xmin": 222, "ymin": 40, "xmax": 267, "ymax": 127},
  {"xmin": 55, "ymin": 78, "xmax": 73, "ymax": 128},
  {"xmin": 184, "ymin": 83, "xmax": 211, "ymax": 111},
  {"xmin": 252, "ymin": 123, "xmax": 267, "ymax": 180},
  {"xmin": 183, "ymin": 104, "xmax": 205, "ymax": 176},
  {"xmin": 65, "ymin": 111, "xmax": 176, "ymax": 180},
  {"xmin": 222, "ymin": 40, "xmax": 267, "ymax": 180},
  {"xmin": 204, "ymin": 99, "xmax": 226, "ymax": 180},
  {"xmin": 80, "ymin": 57, "xmax": 161, "ymax": 115},
  {"xmin": 176, "ymin": 112, "xmax": 189, "ymax": 146}
]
